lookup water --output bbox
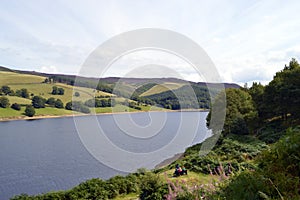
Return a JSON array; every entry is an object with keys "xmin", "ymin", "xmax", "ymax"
[{"xmin": 0, "ymin": 111, "xmax": 210, "ymax": 199}]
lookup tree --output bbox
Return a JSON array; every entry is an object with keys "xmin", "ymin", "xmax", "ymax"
[
  {"xmin": 263, "ymin": 58, "xmax": 300, "ymax": 121},
  {"xmin": 55, "ymin": 99, "xmax": 64, "ymax": 108},
  {"xmin": 65, "ymin": 101, "xmax": 90, "ymax": 113},
  {"xmin": 65, "ymin": 102, "xmax": 72, "ymax": 110},
  {"xmin": 16, "ymin": 88, "xmax": 29, "ymax": 98},
  {"xmin": 207, "ymin": 88, "xmax": 257, "ymax": 135},
  {"xmin": 248, "ymin": 82, "xmax": 265, "ymax": 126},
  {"xmin": 46, "ymin": 97, "xmax": 56, "ymax": 106},
  {"xmin": 52, "ymin": 86, "xmax": 58, "ymax": 95},
  {"xmin": 58, "ymin": 88, "xmax": 65, "ymax": 95},
  {"xmin": 0, "ymin": 96, "xmax": 10, "ymax": 108},
  {"xmin": 74, "ymin": 92, "xmax": 80, "ymax": 97},
  {"xmin": 1, "ymin": 85, "xmax": 12, "ymax": 95},
  {"xmin": 32, "ymin": 96, "xmax": 46, "ymax": 108},
  {"xmin": 25, "ymin": 105, "xmax": 35, "ymax": 117},
  {"xmin": 11, "ymin": 103, "xmax": 21, "ymax": 110}
]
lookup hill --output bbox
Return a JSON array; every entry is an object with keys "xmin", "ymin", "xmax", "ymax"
[{"xmin": 0, "ymin": 65, "xmax": 240, "ymax": 119}]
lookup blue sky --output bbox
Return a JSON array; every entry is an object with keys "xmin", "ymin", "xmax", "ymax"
[{"xmin": 1, "ymin": 0, "xmax": 300, "ymax": 85}]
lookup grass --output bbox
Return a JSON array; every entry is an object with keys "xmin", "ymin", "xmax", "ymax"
[
  {"xmin": 8, "ymin": 83, "xmax": 111, "ymax": 104},
  {"xmin": 160, "ymin": 169, "xmax": 218, "ymax": 186},
  {"xmin": 0, "ymin": 71, "xmax": 168, "ymax": 120},
  {"xmin": 0, "ymin": 107, "xmax": 24, "ymax": 118},
  {"xmin": 34, "ymin": 107, "xmax": 78, "ymax": 116},
  {"xmin": 113, "ymin": 193, "xmax": 139, "ymax": 200},
  {"xmin": 6, "ymin": 96, "xmax": 32, "ymax": 105},
  {"xmin": 0, "ymin": 71, "xmax": 45, "ymax": 85},
  {"xmin": 0, "ymin": 106, "xmax": 78, "ymax": 119},
  {"xmin": 94, "ymin": 104, "xmax": 139, "ymax": 113},
  {"xmin": 140, "ymin": 82, "xmax": 185, "ymax": 96}
]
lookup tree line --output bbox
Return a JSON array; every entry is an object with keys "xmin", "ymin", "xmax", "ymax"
[{"xmin": 207, "ymin": 58, "xmax": 300, "ymax": 136}]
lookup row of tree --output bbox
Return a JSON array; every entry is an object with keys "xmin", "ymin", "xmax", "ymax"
[{"xmin": 207, "ymin": 58, "xmax": 300, "ymax": 136}]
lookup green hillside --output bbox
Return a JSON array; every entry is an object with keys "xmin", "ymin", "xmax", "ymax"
[
  {"xmin": 0, "ymin": 70, "xmax": 167, "ymax": 119},
  {"xmin": 140, "ymin": 82, "xmax": 185, "ymax": 96}
]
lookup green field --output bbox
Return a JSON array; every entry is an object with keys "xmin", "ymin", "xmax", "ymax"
[
  {"xmin": 6, "ymin": 96, "xmax": 32, "ymax": 105},
  {"xmin": 140, "ymin": 82, "xmax": 185, "ymax": 96},
  {"xmin": 0, "ymin": 106, "xmax": 78, "ymax": 119},
  {"xmin": 7, "ymin": 83, "xmax": 112, "ymax": 104},
  {"xmin": 0, "ymin": 71, "xmax": 168, "ymax": 120},
  {"xmin": 0, "ymin": 71, "xmax": 45, "ymax": 85}
]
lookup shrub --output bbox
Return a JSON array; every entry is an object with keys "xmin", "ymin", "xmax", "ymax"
[
  {"xmin": 11, "ymin": 103, "xmax": 21, "ymax": 110},
  {"xmin": 32, "ymin": 96, "xmax": 46, "ymax": 108},
  {"xmin": 139, "ymin": 173, "xmax": 168, "ymax": 200},
  {"xmin": 65, "ymin": 101, "xmax": 90, "ymax": 113},
  {"xmin": 0, "ymin": 96, "xmax": 10, "ymax": 108},
  {"xmin": 54, "ymin": 99, "xmax": 64, "ymax": 109},
  {"xmin": 74, "ymin": 92, "xmax": 80, "ymax": 97},
  {"xmin": 25, "ymin": 105, "xmax": 35, "ymax": 117},
  {"xmin": 46, "ymin": 97, "xmax": 56, "ymax": 106}
]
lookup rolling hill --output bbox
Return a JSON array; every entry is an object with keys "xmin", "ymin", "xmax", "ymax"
[{"xmin": 0, "ymin": 65, "xmax": 240, "ymax": 119}]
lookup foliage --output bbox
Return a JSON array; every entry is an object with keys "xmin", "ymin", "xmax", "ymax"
[
  {"xmin": 51, "ymin": 86, "xmax": 65, "ymax": 95},
  {"xmin": 46, "ymin": 97, "xmax": 56, "ymax": 106},
  {"xmin": 84, "ymin": 98, "xmax": 115, "ymax": 108},
  {"xmin": 207, "ymin": 88, "xmax": 257, "ymax": 135},
  {"xmin": 263, "ymin": 58, "xmax": 300, "ymax": 121},
  {"xmin": 65, "ymin": 101, "xmax": 90, "ymax": 113},
  {"xmin": 74, "ymin": 91, "xmax": 80, "ymax": 97},
  {"xmin": 0, "ymin": 96, "xmax": 10, "ymax": 108},
  {"xmin": 15, "ymin": 88, "xmax": 29, "ymax": 98},
  {"xmin": 24, "ymin": 105, "xmax": 35, "ymax": 117},
  {"xmin": 54, "ymin": 99, "xmax": 64, "ymax": 109},
  {"xmin": 139, "ymin": 172, "xmax": 168, "ymax": 200},
  {"xmin": 31, "ymin": 96, "xmax": 46, "ymax": 108},
  {"xmin": 1, "ymin": 85, "xmax": 13, "ymax": 95},
  {"xmin": 219, "ymin": 128, "xmax": 300, "ymax": 200},
  {"xmin": 11, "ymin": 103, "xmax": 21, "ymax": 110},
  {"xmin": 144, "ymin": 84, "xmax": 213, "ymax": 109}
]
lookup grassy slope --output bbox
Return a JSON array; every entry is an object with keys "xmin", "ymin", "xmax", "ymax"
[
  {"xmin": 0, "ymin": 71, "xmax": 45, "ymax": 85},
  {"xmin": 0, "ymin": 71, "xmax": 166, "ymax": 119},
  {"xmin": 140, "ymin": 82, "xmax": 185, "ymax": 96}
]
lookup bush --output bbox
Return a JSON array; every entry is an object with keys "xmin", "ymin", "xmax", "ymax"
[
  {"xmin": 46, "ymin": 97, "xmax": 56, "ymax": 106},
  {"xmin": 25, "ymin": 105, "xmax": 35, "ymax": 117},
  {"xmin": 16, "ymin": 88, "xmax": 29, "ymax": 98},
  {"xmin": 74, "ymin": 92, "xmax": 80, "ymax": 97},
  {"xmin": 0, "ymin": 96, "xmax": 10, "ymax": 108},
  {"xmin": 139, "ymin": 173, "xmax": 168, "ymax": 200},
  {"xmin": 11, "ymin": 103, "xmax": 21, "ymax": 110},
  {"xmin": 65, "ymin": 101, "xmax": 90, "ymax": 113},
  {"xmin": 1, "ymin": 85, "xmax": 13, "ymax": 95},
  {"xmin": 32, "ymin": 96, "xmax": 46, "ymax": 108},
  {"xmin": 54, "ymin": 99, "xmax": 64, "ymax": 109}
]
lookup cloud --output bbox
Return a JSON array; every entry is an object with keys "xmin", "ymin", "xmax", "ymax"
[
  {"xmin": 1, "ymin": 0, "xmax": 300, "ymax": 84},
  {"xmin": 39, "ymin": 66, "xmax": 58, "ymax": 74}
]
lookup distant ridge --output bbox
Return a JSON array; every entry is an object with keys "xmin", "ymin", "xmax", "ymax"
[
  {"xmin": 0, "ymin": 66, "xmax": 14, "ymax": 72},
  {"xmin": 0, "ymin": 65, "xmax": 241, "ymax": 89}
]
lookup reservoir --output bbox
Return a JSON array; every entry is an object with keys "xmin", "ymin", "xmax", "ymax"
[{"xmin": 0, "ymin": 111, "xmax": 210, "ymax": 199}]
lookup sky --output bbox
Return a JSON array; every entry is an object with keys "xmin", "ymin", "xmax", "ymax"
[{"xmin": 1, "ymin": 0, "xmax": 300, "ymax": 85}]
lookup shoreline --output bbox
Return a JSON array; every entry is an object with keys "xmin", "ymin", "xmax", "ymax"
[
  {"xmin": 0, "ymin": 108, "xmax": 209, "ymax": 122},
  {"xmin": 155, "ymin": 153, "xmax": 184, "ymax": 169}
]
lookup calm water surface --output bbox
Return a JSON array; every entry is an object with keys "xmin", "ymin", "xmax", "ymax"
[{"xmin": 0, "ymin": 112, "xmax": 210, "ymax": 199}]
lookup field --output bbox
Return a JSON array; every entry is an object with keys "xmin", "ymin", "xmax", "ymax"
[
  {"xmin": 0, "ymin": 71, "xmax": 45, "ymax": 85},
  {"xmin": 140, "ymin": 82, "xmax": 185, "ymax": 96},
  {"xmin": 0, "ymin": 71, "xmax": 166, "ymax": 120}
]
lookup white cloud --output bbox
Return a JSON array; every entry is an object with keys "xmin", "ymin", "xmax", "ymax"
[
  {"xmin": 0, "ymin": 0, "xmax": 300, "ymax": 84},
  {"xmin": 40, "ymin": 66, "xmax": 58, "ymax": 74}
]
